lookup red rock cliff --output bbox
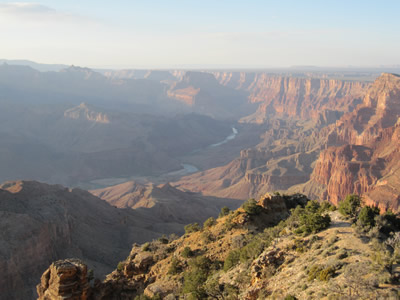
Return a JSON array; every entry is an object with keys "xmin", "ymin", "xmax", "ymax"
[
  {"xmin": 306, "ymin": 73, "xmax": 400, "ymax": 210},
  {"xmin": 212, "ymin": 72, "xmax": 369, "ymax": 122}
]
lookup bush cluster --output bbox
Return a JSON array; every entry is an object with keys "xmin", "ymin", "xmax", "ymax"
[
  {"xmin": 287, "ymin": 200, "xmax": 331, "ymax": 235},
  {"xmin": 181, "ymin": 246, "xmax": 194, "ymax": 258},
  {"xmin": 307, "ymin": 264, "xmax": 336, "ymax": 282},
  {"xmin": 182, "ymin": 256, "xmax": 214, "ymax": 298},
  {"xmin": 242, "ymin": 198, "xmax": 263, "ymax": 215},
  {"xmin": 338, "ymin": 194, "xmax": 362, "ymax": 218},
  {"xmin": 203, "ymin": 217, "xmax": 216, "ymax": 228},
  {"xmin": 219, "ymin": 206, "xmax": 230, "ymax": 218},
  {"xmin": 184, "ymin": 223, "xmax": 201, "ymax": 234}
]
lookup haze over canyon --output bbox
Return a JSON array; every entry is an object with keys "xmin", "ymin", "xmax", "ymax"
[{"xmin": 0, "ymin": 60, "xmax": 399, "ymax": 299}]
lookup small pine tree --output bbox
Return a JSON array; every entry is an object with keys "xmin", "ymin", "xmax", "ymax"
[
  {"xmin": 203, "ymin": 217, "xmax": 216, "ymax": 228},
  {"xmin": 242, "ymin": 199, "xmax": 262, "ymax": 215},
  {"xmin": 219, "ymin": 206, "xmax": 230, "ymax": 218},
  {"xmin": 338, "ymin": 194, "xmax": 362, "ymax": 218},
  {"xmin": 357, "ymin": 205, "xmax": 380, "ymax": 228}
]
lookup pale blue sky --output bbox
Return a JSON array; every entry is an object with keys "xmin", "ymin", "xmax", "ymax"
[{"xmin": 0, "ymin": 1, "xmax": 399, "ymax": 68}]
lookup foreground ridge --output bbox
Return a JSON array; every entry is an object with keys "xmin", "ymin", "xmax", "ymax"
[{"xmin": 37, "ymin": 193, "xmax": 400, "ymax": 299}]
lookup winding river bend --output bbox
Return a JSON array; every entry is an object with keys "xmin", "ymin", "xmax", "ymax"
[
  {"xmin": 87, "ymin": 127, "xmax": 239, "ymax": 188},
  {"xmin": 168, "ymin": 126, "xmax": 239, "ymax": 176}
]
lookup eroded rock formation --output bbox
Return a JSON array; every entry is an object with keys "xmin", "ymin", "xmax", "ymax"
[
  {"xmin": 303, "ymin": 73, "xmax": 400, "ymax": 210},
  {"xmin": 37, "ymin": 259, "xmax": 89, "ymax": 300}
]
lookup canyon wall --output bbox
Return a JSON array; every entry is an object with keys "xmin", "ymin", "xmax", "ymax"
[
  {"xmin": 212, "ymin": 72, "xmax": 369, "ymax": 122},
  {"xmin": 303, "ymin": 73, "xmax": 400, "ymax": 210}
]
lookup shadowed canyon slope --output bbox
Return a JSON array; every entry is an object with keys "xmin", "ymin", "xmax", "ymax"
[{"xmin": 0, "ymin": 180, "xmax": 240, "ymax": 300}]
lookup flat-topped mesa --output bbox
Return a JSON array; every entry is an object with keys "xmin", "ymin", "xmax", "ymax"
[{"xmin": 37, "ymin": 259, "xmax": 89, "ymax": 300}]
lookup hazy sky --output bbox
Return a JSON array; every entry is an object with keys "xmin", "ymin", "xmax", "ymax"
[{"xmin": 0, "ymin": 0, "xmax": 399, "ymax": 68}]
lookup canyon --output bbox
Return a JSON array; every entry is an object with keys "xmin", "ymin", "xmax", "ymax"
[{"xmin": 1, "ymin": 62, "xmax": 400, "ymax": 299}]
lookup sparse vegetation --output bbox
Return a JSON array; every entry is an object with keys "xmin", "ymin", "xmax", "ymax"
[
  {"xmin": 203, "ymin": 217, "xmax": 216, "ymax": 228},
  {"xmin": 109, "ymin": 194, "xmax": 400, "ymax": 299},
  {"xmin": 142, "ymin": 242, "xmax": 151, "ymax": 251},
  {"xmin": 242, "ymin": 198, "xmax": 263, "ymax": 215},
  {"xmin": 117, "ymin": 261, "xmax": 125, "ymax": 272},
  {"xmin": 338, "ymin": 194, "xmax": 362, "ymax": 218},
  {"xmin": 287, "ymin": 200, "xmax": 331, "ymax": 235},
  {"xmin": 181, "ymin": 246, "xmax": 194, "ymax": 258},
  {"xmin": 184, "ymin": 222, "xmax": 201, "ymax": 234},
  {"xmin": 168, "ymin": 257, "xmax": 182, "ymax": 275},
  {"xmin": 308, "ymin": 264, "xmax": 336, "ymax": 282},
  {"xmin": 223, "ymin": 250, "xmax": 240, "ymax": 271},
  {"xmin": 219, "ymin": 206, "xmax": 230, "ymax": 218},
  {"xmin": 182, "ymin": 256, "xmax": 213, "ymax": 298},
  {"xmin": 357, "ymin": 205, "xmax": 379, "ymax": 229}
]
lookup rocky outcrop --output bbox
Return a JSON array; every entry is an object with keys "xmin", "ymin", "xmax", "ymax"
[
  {"xmin": 64, "ymin": 103, "xmax": 110, "ymax": 124},
  {"xmin": 37, "ymin": 259, "xmax": 89, "ymax": 300}
]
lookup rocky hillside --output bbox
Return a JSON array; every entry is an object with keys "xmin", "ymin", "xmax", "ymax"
[
  {"xmin": 0, "ymin": 180, "xmax": 238, "ymax": 300},
  {"xmin": 37, "ymin": 193, "xmax": 400, "ymax": 299},
  {"xmin": 300, "ymin": 73, "xmax": 400, "ymax": 210}
]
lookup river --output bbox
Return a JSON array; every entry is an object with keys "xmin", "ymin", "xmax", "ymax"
[{"xmin": 167, "ymin": 126, "xmax": 238, "ymax": 176}]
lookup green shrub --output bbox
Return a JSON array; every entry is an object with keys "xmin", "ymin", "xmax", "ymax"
[
  {"xmin": 242, "ymin": 199, "xmax": 263, "ymax": 215},
  {"xmin": 308, "ymin": 264, "xmax": 336, "ymax": 282},
  {"xmin": 357, "ymin": 205, "xmax": 380, "ymax": 228},
  {"xmin": 204, "ymin": 217, "xmax": 216, "ymax": 228},
  {"xmin": 142, "ymin": 242, "xmax": 151, "ymax": 251},
  {"xmin": 338, "ymin": 194, "xmax": 362, "ymax": 218},
  {"xmin": 284, "ymin": 295, "xmax": 298, "ymax": 300},
  {"xmin": 168, "ymin": 257, "xmax": 182, "ymax": 275},
  {"xmin": 305, "ymin": 200, "xmax": 320, "ymax": 213},
  {"xmin": 299, "ymin": 212, "xmax": 331, "ymax": 234},
  {"xmin": 184, "ymin": 223, "xmax": 201, "ymax": 234},
  {"xmin": 320, "ymin": 201, "xmax": 336, "ymax": 212},
  {"xmin": 223, "ymin": 250, "xmax": 240, "ymax": 271},
  {"xmin": 219, "ymin": 206, "xmax": 230, "ymax": 218},
  {"xmin": 224, "ymin": 214, "xmax": 236, "ymax": 230},
  {"xmin": 158, "ymin": 235, "xmax": 169, "ymax": 244},
  {"xmin": 117, "ymin": 261, "xmax": 125, "ymax": 272},
  {"xmin": 319, "ymin": 266, "xmax": 336, "ymax": 281},
  {"xmin": 182, "ymin": 256, "xmax": 212, "ymax": 298},
  {"xmin": 182, "ymin": 246, "xmax": 194, "ymax": 258},
  {"xmin": 238, "ymin": 238, "xmax": 266, "ymax": 262}
]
